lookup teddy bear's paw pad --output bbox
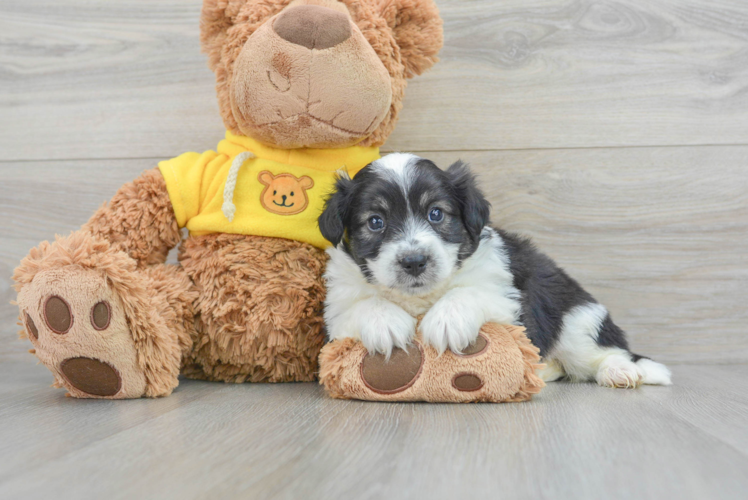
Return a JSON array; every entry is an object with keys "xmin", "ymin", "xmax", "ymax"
[
  {"xmin": 18, "ymin": 267, "xmax": 147, "ymax": 399},
  {"xmin": 60, "ymin": 357, "xmax": 122, "ymax": 397},
  {"xmin": 455, "ymin": 333, "xmax": 489, "ymax": 358},
  {"xmin": 451, "ymin": 372, "xmax": 485, "ymax": 392},
  {"xmin": 24, "ymin": 312, "xmax": 39, "ymax": 340},
  {"xmin": 361, "ymin": 344, "xmax": 423, "ymax": 394},
  {"xmin": 43, "ymin": 295, "xmax": 74, "ymax": 334}
]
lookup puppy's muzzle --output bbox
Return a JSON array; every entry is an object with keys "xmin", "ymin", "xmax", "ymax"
[{"xmin": 399, "ymin": 253, "xmax": 429, "ymax": 277}]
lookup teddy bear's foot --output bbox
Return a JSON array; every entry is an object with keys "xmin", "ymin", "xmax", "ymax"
[
  {"xmin": 319, "ymin": 323, "xmax": 546, "ymax": 403},
  {"xmin": 14, "ymin": 232, "xmax": 193, "ymax": 399},
  {"xmin": 18, "ymin": 266, "xmax": 147, "ymax": 398}
]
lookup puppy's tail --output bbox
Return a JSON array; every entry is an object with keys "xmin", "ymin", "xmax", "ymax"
[{"xmin": 633, "ymin": 355, "xmax": 672, "ymax": 386}]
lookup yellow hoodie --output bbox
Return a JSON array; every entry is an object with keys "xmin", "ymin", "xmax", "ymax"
[{"xmin": 158, "ymin": 132, "xmax": 380, "ymax": 249}]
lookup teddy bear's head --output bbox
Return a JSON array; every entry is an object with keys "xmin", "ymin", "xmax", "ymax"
[{"xmin": 201, "ymin": 0, "xmax": 443, "ymax": 149}]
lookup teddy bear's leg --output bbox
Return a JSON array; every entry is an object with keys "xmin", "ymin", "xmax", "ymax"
[
  {"xmin": 179, "ymin": 234, "xmax": 327, "ymax": 383},
  {"xmin": 319, "ymin": 324, "xmax": 546, "ymax": 403},
  {"xmin": 14, "ymin": 232, "xmax": 197, "ymax": 398}
]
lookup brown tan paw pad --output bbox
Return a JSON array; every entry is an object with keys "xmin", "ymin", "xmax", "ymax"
[
  {"xmin": 60, "ymin": 357, "xmax": 122, "ymax": 397},
  {"xmin": 24, "ymin": 312, "xmax": 39, "ymax": 341},
  {"xmin": 319, "ymin": 323, "xmax": 546, "ymax": 403},
  {"xmin": 44, "ymin": 295, "xmax": 73, "ymax": 334},
  {"xmin": 452, "ymin": 372, "xmax": 484, "ymax": 392},
  {"xmin": 361, "ymin": 344, "xmax": 423, "ymax": 394}
]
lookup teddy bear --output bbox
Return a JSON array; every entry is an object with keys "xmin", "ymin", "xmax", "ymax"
[{"xmin": 12, "ymin": 0, "xmax": 444, "ymax": 398}]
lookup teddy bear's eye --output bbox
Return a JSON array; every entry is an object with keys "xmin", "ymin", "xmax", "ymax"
[
  {"xmin": 290, "ymin": 191, "xmax": 294, "ymax": 196},
  {"xmin": 273, "ymin": 190, "xmax": 277, "ymax": 195}
]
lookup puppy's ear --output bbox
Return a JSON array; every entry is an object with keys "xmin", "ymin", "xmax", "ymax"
[
  {"xmin": 446, "ymin": 161, "xmax": 491, "ymax": 240},
  {"xmin": 319, "ymin": 172, "xmax": 354, "ymax": 246}
]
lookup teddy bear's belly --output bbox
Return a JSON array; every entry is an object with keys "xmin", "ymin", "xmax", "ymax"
[{"xmin": 179, "ymin": 233, "xmax": 328, "ymax": 383}]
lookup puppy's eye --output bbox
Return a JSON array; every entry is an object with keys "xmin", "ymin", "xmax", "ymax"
[
  {"xmin": 428, "ymin": 207, "xmax": 444, "ymax": 223},
  {"xmin": 367, "ymin": 215, "xmax": 385, "ymax": 231}
]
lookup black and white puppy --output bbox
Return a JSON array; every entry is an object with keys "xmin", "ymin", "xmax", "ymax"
[{"xmin": 318, "ymin": 154, "xmax": 671, "ymax": 388}]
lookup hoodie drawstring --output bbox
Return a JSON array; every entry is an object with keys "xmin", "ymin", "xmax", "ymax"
[{"xmin": 222, "ymin": 151, "xmax": 255, "ymax": 222}]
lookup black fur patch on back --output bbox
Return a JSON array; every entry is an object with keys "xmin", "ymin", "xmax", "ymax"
[{"xmin": 497, "ymin": 229, "xmax": 629, "ymax": 357}]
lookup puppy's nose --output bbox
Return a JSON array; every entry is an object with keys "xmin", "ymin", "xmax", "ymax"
[
  {"xmin": 273, "ymin": 5, "xmax": 351, "ymax": 50},
  {"xmin": 399, "ymin": 254, "xmax": 429, "ymax": 277}
]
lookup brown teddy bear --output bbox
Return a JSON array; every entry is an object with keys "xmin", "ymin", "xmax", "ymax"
[{"xmin": 12, "ymin": 0, "xmax": 443, "ymax": 398}]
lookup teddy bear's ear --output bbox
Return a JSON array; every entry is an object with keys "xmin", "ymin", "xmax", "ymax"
[
  {"xmin": 299, "ymin": 176, "xmax": 314, "ymax": 190},
  {"xmin": 200, "ymin": 0, "xmax": 239, "ymax": 71},
  {"xmin": 381, "ymin": 0, "xmax": 444, "ymax": 78}
]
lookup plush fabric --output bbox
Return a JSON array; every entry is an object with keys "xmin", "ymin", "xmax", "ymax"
[
  {"xmin": 14, "ymin": 232, "xmax": 197, "ymax": 398},
  {"xmin": 180, "ymin": 233, "xmax": 328, "ymax": 383},
  {"xmin": 158, "ymin": 132, "xmax": 380, "ymax": 248},
  {"xmin": 84, "ymin": 168, "xmax": 181, "ymax": 267},
  {"xmin": 319, "ymin": 323, "xmax": 546, "ymax": 403}
]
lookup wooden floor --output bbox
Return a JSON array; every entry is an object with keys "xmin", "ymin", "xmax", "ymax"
[
  {"xmin": 2, "ymin": 0, "xmax": 748, "ymax": 498},
  {"xmin": 1, "ymin": 359, "xmax": 747, "ymax": 499}
]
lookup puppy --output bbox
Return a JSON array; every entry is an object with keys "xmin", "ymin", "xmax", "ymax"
[{"xmin": 318, "ymin": 154, "xmax": 671, "ymax": 388}]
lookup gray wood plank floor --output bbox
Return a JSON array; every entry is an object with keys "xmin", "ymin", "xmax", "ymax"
[{"xmin": 1, "ymin": 358, "xmax": 747, "ymax": 500}]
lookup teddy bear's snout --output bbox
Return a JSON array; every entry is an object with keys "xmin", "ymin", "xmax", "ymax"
[
  {"xmin": 274, "ymin": 5, "xmax": 351, "ymax": 50},
  {"xmin": 229, "ymin": 1, "xmax": 396, "ymax": 147}
]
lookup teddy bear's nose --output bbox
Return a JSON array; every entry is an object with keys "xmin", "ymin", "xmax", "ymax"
[{"xmin": 273, "ymin": 5, "xmax": 351, "ymax": 50}]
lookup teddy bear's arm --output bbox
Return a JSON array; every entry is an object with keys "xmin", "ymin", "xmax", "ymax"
[{"xmin": 83, "ymin": 168, "xmax": 181, "ymax": 267}]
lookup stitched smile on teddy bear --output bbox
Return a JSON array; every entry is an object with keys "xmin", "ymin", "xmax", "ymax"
[{"xmin": 258, "ymin": 171, "xmax": 314, "ymax": 215}]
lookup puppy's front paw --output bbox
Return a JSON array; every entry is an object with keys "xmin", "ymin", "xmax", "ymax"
[
  {"xmin": 357, "ymin": 299, "xmax": 417, "ymax": 357},
  {"xmin": 421, "ymin": 301, "xmax": 482, "ymax": 355}
]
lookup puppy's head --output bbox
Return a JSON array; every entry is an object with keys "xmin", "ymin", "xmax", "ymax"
[{"xmin": 320, "ymin": 154, "xmax": 490, "ymax": 294}]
